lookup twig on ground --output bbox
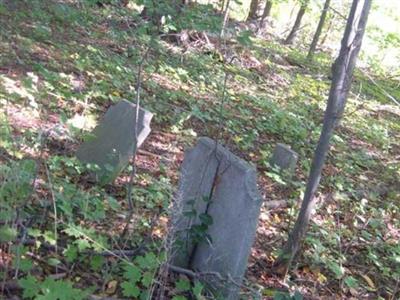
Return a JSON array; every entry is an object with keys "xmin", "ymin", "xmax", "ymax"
[
  {"xmin": 44, "ymin": 161, "xmax": 59, "ymax": 274},
  {"xmin": 82, "ymin": 247, "xmax": 146, "ymax": 257},
  {"xmin": 361, "ymin": 71, "xmax": 400, "ymax": 107}
]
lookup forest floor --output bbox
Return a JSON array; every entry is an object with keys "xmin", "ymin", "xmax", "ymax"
[{"xmin": 0, "ymin": 1, "xmax": 399, "ymax": 300}]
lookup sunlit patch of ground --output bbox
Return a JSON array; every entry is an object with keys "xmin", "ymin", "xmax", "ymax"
[{"xmin": 0, "ymin": 1, "xmax": 399, "ymax": 299}]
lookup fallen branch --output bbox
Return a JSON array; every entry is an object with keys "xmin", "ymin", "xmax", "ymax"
[
  {"xmin": 167, "ymin": 264, "xmax": 261, "ymax": 296},
  {"xmin": 168, "ymin": 264, "xmax": 225, "ymax": 281},
  {"xmin": 362, "ymin": 71, "xmax": 400, "ymax": 107},
  {"xmin": 82, "ymin": 247, "xmax": 145, "ymax": 257},
  {"xmin": 265, "ymin": 200, "xmax": 287, "ymax": 209}
]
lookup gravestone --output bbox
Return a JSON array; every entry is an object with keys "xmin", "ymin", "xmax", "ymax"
[
  {"xmin": 171, "ymin": 137, "xmax": 262, "ymax": 300},
  {"xmin": 76, "ymin": 100, "xmax": 153, "ymax": 184},
  {"xmin": 269, "ymin": 143, "xmax": 298, "ymax": 175}
]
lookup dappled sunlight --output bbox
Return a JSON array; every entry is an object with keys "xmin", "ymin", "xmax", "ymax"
[
  {"xmin": 1, "ymin": 75, "xmax": 37, "ymax": 105},
  {"xmin": 0, "ymin": 0, "xmax": 399, "ymax": 299}
]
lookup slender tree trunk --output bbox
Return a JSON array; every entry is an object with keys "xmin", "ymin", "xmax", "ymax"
[
  {"xmin": 274, "ymin": 0, "xmax": 372, "ymax": 275},
  {"xmin": 220, "ymin": 0, "xmax": 225, "ymax": 13},
  {"xmin": 262, "ymin": 0, "xmax": 273, "ymax": 19},
  {"xmin": 320, "ymin": 13, "xmax": 335, "ymax": 46},
  {"xmin": 247, "ymin": 0, "xmax": 259, "ymax": 21},
  {"xmin": 259, "ymin": 0, "xmax": 273, "ymax": 29},
  {"xmin": 220, "ymin": 0, "xmax": 231, "ymax": 38},
  {"xmin": 307, "ymin": 0, "xmax": 331, "ymax": 61},
  {"xmin": 284, "ymin": 1, "xmax": 309, "ymax": 45}
]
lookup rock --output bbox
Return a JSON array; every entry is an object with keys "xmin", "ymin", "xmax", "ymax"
[
  {"xmin": 171, "ymin": 137, "xmax": 262, "ymax": 299},
  {"xmin": 76, "ymin": 100, "xmax": 153, "ymax": 184}
]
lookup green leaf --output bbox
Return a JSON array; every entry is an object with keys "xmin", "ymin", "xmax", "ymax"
[
  {"xmin": 193, "ymin": 281, "xmax": 204, "ymax": 299},
  {"xmin": 19, "ymin": 258, "xmax": 34, "ymax": 272},
  {"xmin": 344, "ymin": 276, "xmax": 359, "ymax": 288},
  {"xmin": 0, "ymin": 226, "xmax": 18, "ymax": 242},
  {"xmin": 75, "ymin": 238, "xmax": 91, "ymax": 251},
  {"xmin": 175, "ymin": 278, "xmax": 190, "ymax": 292},
  {"xmin": 172, "ymin": 296, "xmax": 187, "ymax": 300},
  {"xmin": 141, "ymin": 271, "xmax": 153, "ymax": 288},
  {"xmin": 40, "ymin": 278, "xmax": 87, "ymax": 300},
  {"xmin": 183, "ymin": 210, "xmax": 197, "ymax": 218},
  {"xmin": 19, "ymin": 275, "xmax": 39, "ymax": 299},
  {"xmin": 107, "ymin": 196, "xmax": 120, "ymax": 211},
  {"xmin": 121, "ymin": 281, "xmax": 140, "ymax": 298},
  {"xmin": 47, "ymin": 258, "xmax": 61, "ymax": 267},
  {"xmin": 327, "ymin": 261, "xmax": 345, "ymax": 279},
  {"xmin": 64, "ymin": 245, "xmax": 78, "ymax": 263},
  {"xmin": 135, "ymin": 252, "xmax": 158, "ymax": 270},
  {"xmin": 293, "ymin": 290, "xmax": 303, "ymax": 300},
  {"xmin": 43, "ymin": 230, "xmax": 57, "ymax": 245},
  {"xmin": 237, "ymin": 30, "xmax": 253, "ymax": 46},
  {"xmin": 273, "ymin": 291, "xmax": 293, "ymax": 300},
  {"xmin": 143, "ymin": 252, "xmax": 158, "ymax": 269},
  {"xmin": 199, "ymin": 213, "xmax": 213, "ymax": 226},
  {"xmin": 123, "ymin": 264, "xmax": 142, "ymax": 283},
  {"xmin": 140, "ymin": 290, "xmax": 149, "ymax": 300},
  {"xmin": 135, "ymin": 256, "xmax": 147, "ymax": 269},
  {"xmin": 90, "ymin": 255, "xmax": 104, "ymax": 271}
]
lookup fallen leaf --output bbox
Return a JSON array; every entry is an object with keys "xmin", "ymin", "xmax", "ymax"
[
  {"xmin": 106, "ymin": 280, "xmax": 118, "ymax": 295},
  {"xmin": 360, "ymin": 274, "xmax": 376, "ymax": 291}
]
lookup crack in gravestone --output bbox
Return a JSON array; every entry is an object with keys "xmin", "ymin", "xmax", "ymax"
[{"xmin": 171, "ymin": 137, "xmax": 262, "ymax": 300}]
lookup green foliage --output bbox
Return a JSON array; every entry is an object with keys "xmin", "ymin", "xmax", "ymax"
[
  {"xmin": 0, "ymin": 159, "xmax": 35, "ymax": 207},
  {"xmin": 273, "ymin": 290, "xmax": 303, "ymax": 300},
  {"xmin": 120, "ymin": 252, "xmax": 160, "ymax": 298},
  {"xmin": 0, "ymin": 226, "xmax": 18, "ymax": 242},
  {"xmin": 180, "ymin": 197, "xmax": 213, "ymax": 246},
  {"xmin": 19, "ymin": 276, "xmax": 89, "ymax": 300},
  {"xmin": 0, "ymin": 0, "xmax": 399, "ymax": 299}
]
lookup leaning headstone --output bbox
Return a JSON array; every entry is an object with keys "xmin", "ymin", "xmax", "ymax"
[
  {"xmin": 171, "ymin": 137, "xmax": 262, "ymax": 300},
  {"xmin": 269, "ymin": 143, "xmax": 298, "ymax": 175},
  {"xmin": 76, "ymin": 100, "xmax": 153, "ymax": 184}
]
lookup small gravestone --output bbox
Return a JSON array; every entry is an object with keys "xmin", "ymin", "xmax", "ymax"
[
  {"xmin": 171, "ymin": 137, "xmax": 262, "ymax": 300},
  {"xmin": 269, "ymin": 143, "xmax": 298, "ymax": 174},
  {"xmin": 76, "ymin": 100, "xmax": 153, "ymax": 184}
]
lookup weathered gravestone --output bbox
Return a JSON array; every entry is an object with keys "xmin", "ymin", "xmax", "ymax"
[
  {"xmin": 171, "ymin": 137, "xmax": 262, "ymax": 300},
  {"xmin": 269, "ymin": 143, "xmax": 298, "ymax": 175},
  {"xmin": 76, "ymin": 100, "xmax": 153, "ymax": 184}
]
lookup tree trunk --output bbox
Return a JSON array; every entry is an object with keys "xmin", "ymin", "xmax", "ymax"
[
  {"xmin": 258, "ymin": 0, "xmax": 273, "ymax": 33},
  {"xmin": 141, "ymin": 1, "xmax": 186, "ymax": 28},
  {"xmin": 284, "ymin": 1, "xmax": 308, "ymax": 45},
  {"xmin": 220, "ymin": 0, "xmax": 226, "ymax": 14},
  {"xmin": 274, "ymin": 0, "xmax": 372, "ymax": 276},
  {"xmin": 220, "ymin": 0, "xmax": 231, "ymax": 38},
  {"xmin": 247, "ymin": 0, "xmax": 259, "ymax": 21},
  {"xmin": 262, "ymin": 0, "xmax": 273, "ymax": 19},
  {"xmin": 320, "ymin": 13, "xmax": 335, "ymax": 46},
  {"xmin": 307, "ymin": 0, "xmax": 331, "ymax": 61}
]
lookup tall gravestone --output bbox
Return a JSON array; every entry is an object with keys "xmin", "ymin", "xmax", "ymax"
[
  {"xmin": 171, "ymin": 137, "xmax": 262, "ymax": 300},
  {"xmin": 269, "ymin": 143, "xmax": 298, "ymax": 175},
  {"xmin": 76, "ymin": 100, "xmax": 153, "ymax": 184}
]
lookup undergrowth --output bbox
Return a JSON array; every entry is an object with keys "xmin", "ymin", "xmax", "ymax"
[{"xmin": 0, "ymin": 0, "xmax": 399, "ymax": 299}]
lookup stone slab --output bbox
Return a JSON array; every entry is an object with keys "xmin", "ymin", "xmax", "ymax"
[
  {"xmin": 76, "ymin": 100, "xmax": 153, "ymax": 184},
  {"xmin": 269, "ymin": 143, "xmax": 298, "ymax": 174},
  {"xmin": 171, "ymin": 137, "xmax": 262, "ymax": 299}
]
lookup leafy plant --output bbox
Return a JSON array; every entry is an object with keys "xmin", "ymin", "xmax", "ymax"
[
  {"xmin": 19, "ymin": 275, "xmax": 90, "ymax": 300},
  {"xmin": 120, "ymin": 252, "xmax": 160, "ymax": 298}
]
